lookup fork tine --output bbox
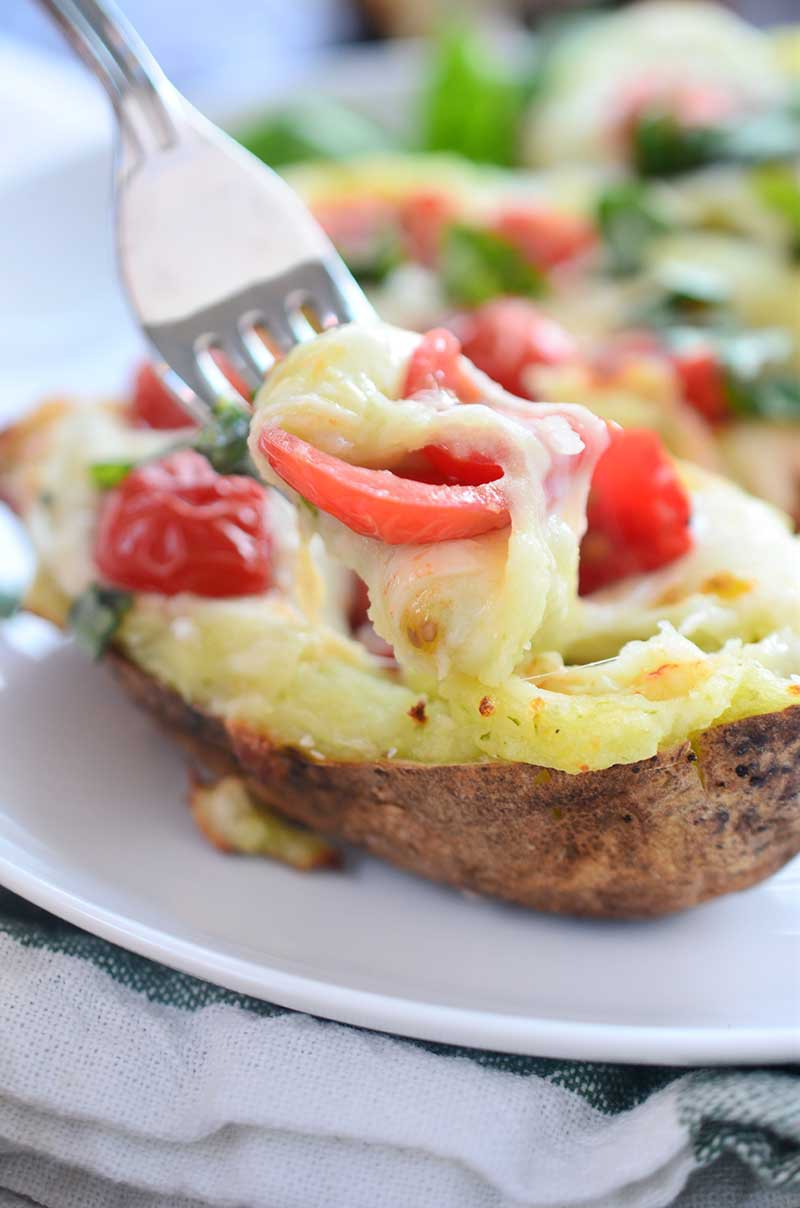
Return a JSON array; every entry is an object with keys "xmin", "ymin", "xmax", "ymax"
[
  {"xmin": 146, "ymin": 334, "xmax": 220, "ymax": 417},
  {"xmin": 229, "ymin": 318, "xmax": 276, "ymax": 384},
  {"xmin": 311, "ymin": 259, "xmax": 377, "ymax": 328},
  {"xmin": 143, "ymin": 254, "xmax": 378, "ymax": 427},
  {"xmin": 261, "ymin": 305, "xmax": 300, "ymax": 356},
  {"xmin": 215, "ymin": 335, "xmax": 264, "ymax": 396},
  {"xmin": 194, "ymin": 342, "xmax": 254, "ymax": 405}
]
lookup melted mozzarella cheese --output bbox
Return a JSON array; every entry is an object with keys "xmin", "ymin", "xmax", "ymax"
[
  {"xmin": 8, "ymin": 388, "xmax": 800, "ymax": 773},
  {"xmin": 564, "ymin": 466, "xmax": 800, "ymax": 663},
  {"xmin": 250, "ymin": 322, "xmax": 608, "ymax": 688}
]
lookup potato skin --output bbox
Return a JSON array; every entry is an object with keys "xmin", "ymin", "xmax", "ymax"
[{"xmin": 106, "ymin": 652, "xmax": 800, "ymax": 918}]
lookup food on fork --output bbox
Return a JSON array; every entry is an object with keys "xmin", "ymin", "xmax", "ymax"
[{"xmin": 2, "ymin": 320, "xmax": 799, "ymax": 917}]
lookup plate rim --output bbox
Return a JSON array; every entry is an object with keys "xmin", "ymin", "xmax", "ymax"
[{"xmin": 0, "ymin": 849, "xmax": 797, "ymax": 1065}]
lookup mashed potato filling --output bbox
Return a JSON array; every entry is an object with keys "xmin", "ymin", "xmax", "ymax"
[{"xmin": 10, "ymin": 334, "xmax": 800, "ymax": 774}]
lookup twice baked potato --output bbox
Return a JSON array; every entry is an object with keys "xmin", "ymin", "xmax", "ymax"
[{"xmin": 2, "ymin": 321, "xmax": 799, "ymax": 918}]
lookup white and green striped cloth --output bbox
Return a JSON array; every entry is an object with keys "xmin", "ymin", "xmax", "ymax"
[{"xmin": 0, "ymin": 890, "xmax": 797, "ymax": 1208}]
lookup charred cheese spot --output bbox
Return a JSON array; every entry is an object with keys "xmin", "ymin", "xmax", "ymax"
[{"xmin": 700, "ymin": 572, "xmax": 754, "ymax": 601}]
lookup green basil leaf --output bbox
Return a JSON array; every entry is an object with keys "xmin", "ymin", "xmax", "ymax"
[
  {"xmin": 89, "ymin": 461, "xmax": 135, "ymax": 490},
  {"xmin": 337, "ymin": 228, "xmax": 404, "ymax": 286},
  {"xmin": 68, "ymin": 585, "xmax": 133, "ymax": 660},
  {"xmin": 633, "ymin": 107, "xmax": 800, "ymax": 178},
  {"xmin": 419, "ymin": 27, "xmax": 527, "ymax": 167},
  {"xmin": 237, "ymin": 100, "xmax": 392, "ymax": 168},
  {"xmin": 633, "ymin": 281, "xmax": 729, "ymax": 335},
  {"xmin": 595, "ymin": 181, "xmax": 669, "ymax": 276},
  {"xmin": 632, "ymin": 113, "xmax": 723, "ymax": 178},
  {"xmin": 193, "ymin": 399, "xmax": 254, "ymax": 477},
  {"xmin": 441, "ymin": 223, "xmax": 546, "ymax": 307},
  {"xmin": 717, "ymin": 325, "xmax": 798, "ymax": 420},
  {"xmin": 725, "ymin": 374, "xmax": 800, "ymax": 421},
  {"xmin": 654, "ymin": 264, "xmax": 729, "ymax": 311},
  {"xmin": 751, "ymin": 164, "xmax": 800, "ymax": 252}
]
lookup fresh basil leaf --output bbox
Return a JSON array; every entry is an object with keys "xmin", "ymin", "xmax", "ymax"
[
  {"xmin": 633, "ymin": 107, "xmax": 800, "ymax": 178},
  {"xmin": 68, "ymin": 585, "xmax": 133, "ymax": 660},
  {"xmin": 633, "ymin": 269, "xmax": 729, "ymax": 333},
  {"xmin": 193, "ymin": 399, "xmax": 254, "ymax": 477},
  {"xmin": 237, "ymin": 100, "xmax": 392, "ymax": 168},
  {"xmin": 632, "ymin": 113, "xmax": 722, "ymax": 178},
  {"xmin": 725, "ymin": 374, "xmax": 800, "ymax": 421},
  {"xmin": 595, "ymin": 181, "xmax": 669, "ymax": 275},
  {"xmin": 716, "ymin": 326, "xmax": 799, "ymax": 420},
  {"xmin": 90, "ymin": 461, "xmax": 135, "ymax": 490},
  {"xmin": 655, "ymin": 264, "xmax": 729, "ymax": 311},
  {"xmin": 0, "ymin": 591, "xmax": 20, "ymax": 620},
  {"xmin": 751, "ymin": 165, "xmax": 800, "ymax": 253},
  {"xmin": 337, "ymin": 228, "xmax": 404, "ymax": 286},
  {"xmin": 441, "ymin": 223, "xmax": 546, "ymax": 307},
  {"xmin": 420, "ymin": 27, "xmax": 527, "ymax": 167}
]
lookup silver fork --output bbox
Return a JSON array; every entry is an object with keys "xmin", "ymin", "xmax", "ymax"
[{"xmin": 37, "ymin": 0, "xmax": 376, "ymax": 424}]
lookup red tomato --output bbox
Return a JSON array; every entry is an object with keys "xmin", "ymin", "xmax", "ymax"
[
  {"xmin": 131, "ymin": 355, "xmax": 252, "ymax": 430},
  {"xmin": 404, "ymin": 328, "xmax": 497, "ymax": 483},
  {"xmin": 95, "ymin": 450, "xmax": 272, "ymax": 597},
  {"xmin": 259, "ymin": 426, "xmax": 509, "ymax": 545},
  {"xmin": 421, "ymin": 444, "xmax": 502, "ymax": 486},
  {"xmin": 398, "ymin": 191, "xmax": 458, "ymax": 266},
  {"xmin": 579, "ymin": 428, "xmax": 692, "ymax": 595},
  {"xmin": 456, "ymin": 298, "xmax": 578, "ymax": 398},
  {"xmin": 403, "ymin": 328, "xmax": 483, "ymax": 402},
  {"xmin": 491, "ymin": 206, "xmax": 596, "ymax": 271},
  {"xmin": 672, "ymin": 345, "xmax": 730, "ymax": 425},
  {"xmin": 130, "ymin": 363, "xmax": 198, "ymax": 430}
]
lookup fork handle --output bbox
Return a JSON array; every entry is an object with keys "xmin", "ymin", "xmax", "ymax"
[{"xmin": 35, "ymin": 0, "xmax": 181, "ymax": 159}]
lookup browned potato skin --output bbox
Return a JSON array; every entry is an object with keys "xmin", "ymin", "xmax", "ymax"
[{"xmin": 106, "ymin": 652, "xmax": 800, "ymax": 919}]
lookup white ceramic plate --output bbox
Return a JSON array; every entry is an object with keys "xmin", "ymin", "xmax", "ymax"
[{"xmin": 0, "ymin": 47, "xmax": 798, "ymax": 1065}]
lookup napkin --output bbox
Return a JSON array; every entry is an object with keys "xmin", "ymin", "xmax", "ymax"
[{"xmin": 0, "ymin": 890, "xmax": 797, "ymax": 1208}]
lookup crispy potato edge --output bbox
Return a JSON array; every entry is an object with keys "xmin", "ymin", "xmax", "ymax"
[{"xmin": 105, "ymin": 651, "xmax": 800, "ymax": 918}]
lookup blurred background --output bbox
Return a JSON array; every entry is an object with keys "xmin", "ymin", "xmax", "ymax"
[
  {"xmin": 1, "ymin": 0, "xmax": 798, "ymax": 456},
  {"xmin": 0, "ymin": 0, "xmax": 794, "ymax": 96}
]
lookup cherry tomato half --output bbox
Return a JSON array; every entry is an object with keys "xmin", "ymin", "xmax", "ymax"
[
  {"xmin": 403, "ymin": 328, "xmax": 483, "ymax": 402},
  {"xmin": 95, "ymin": 450, "xmax": 272, "ymax": 597},
  {"xmin": 130, "ymin": 355, "xmax": 253, "ymax": 431},
  {"xmin": 491, "ymin": 206, "xmax": 596, "ymax": 272},
  {"xmin": 399, "ymin": 191, "xmax": 458, "ymax": 267},
  {"xmin": 130, "ymin": 363, "xmax": 197, "ymax": 430},
  {"xmin": 456, "ymin": 298, "xmax": 578, "ymax": 398},
  {"xmin": 258, "ymin": 426, "xmax": 509, "ymax": 545},
  {"xmin": 672, "ymin": 345, "xmax": 730, "ymax": 425},
  {"xmin": 579, "ymin": 428, "xmax": 692, "ymax": 595}
]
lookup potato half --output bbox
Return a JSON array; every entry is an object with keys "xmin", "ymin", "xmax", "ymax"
[{"xmin": 107, "ymin": 651, "xmax": 800, "ymax": 919}]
